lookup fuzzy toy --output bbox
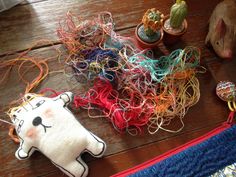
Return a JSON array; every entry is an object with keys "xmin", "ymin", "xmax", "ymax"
[
  {"xmin": 9, "ymin": 92, "xmax": 106, "ymax": 177},
  {"xmin": 205, "ymin": 0, "xmax": 236, "ymax": 59}
]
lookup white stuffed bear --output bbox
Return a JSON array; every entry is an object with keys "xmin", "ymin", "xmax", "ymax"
[{"xmin": 9, "ymin": 92, "xmax": 106, "ymax": 177}]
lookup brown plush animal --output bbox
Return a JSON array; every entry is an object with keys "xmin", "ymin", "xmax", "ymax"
[{"xmin": 205, "ymin": 0, "xmax": 236, "ymax": 59}]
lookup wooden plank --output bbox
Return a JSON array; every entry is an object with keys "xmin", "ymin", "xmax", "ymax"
[
  {"xmin": 0, "ymin": 44, "xmax": 229, "ymax": 176},
  {"xmin": 207, "ymin": 57, "xmax": 236, "ymax": 83},
  {"xmin": 0, "ymin": 0, "xmax": 221, "ymax": 55}
]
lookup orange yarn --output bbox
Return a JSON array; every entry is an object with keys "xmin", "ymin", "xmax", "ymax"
[
  {"xmin": 170, "ymin": 69, "xmax": 195, "ymax": 80},
  {"xmin": 0, "ymin": 57, "xmax": 49, "ymax": 94},
  {"xmin": 8, "ymin": 125, "xmax": 20, "ymax": 143}
]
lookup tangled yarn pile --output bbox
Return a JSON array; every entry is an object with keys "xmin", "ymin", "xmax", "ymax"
[{"xmin": 57, "ymin": 12, "xmax": 203, "ymax": 134}]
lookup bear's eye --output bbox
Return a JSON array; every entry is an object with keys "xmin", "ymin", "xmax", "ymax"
[
  {"xmin": 12, "ymin": 115, "xmax": 19, "ymax": 123},
  {"xmin": 35, "ymin": 100, "xmax": 45, "ymax": 108}
]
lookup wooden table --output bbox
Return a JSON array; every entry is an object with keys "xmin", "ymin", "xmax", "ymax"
[{"xmin": 0, "ymin": 0, "xmax": 235, "ymax": 176}]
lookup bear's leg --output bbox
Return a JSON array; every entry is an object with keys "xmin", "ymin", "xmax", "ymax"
[
  {"xmin": 86, "ymin": 132, "xmax": 106, "ymax": 158},
  {"xmin": 54, "ymin": 158, "xmax": 88, "ymax": 177}
]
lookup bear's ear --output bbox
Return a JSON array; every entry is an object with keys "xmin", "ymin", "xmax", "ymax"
[
  {"xmin": 9, "ymin": 114, "xmax": 19, "ymax": 124},
  {"xmin": 54, "ymin": 92, "xmax": 73, "ymax": 106},
  {"xmin": 24, "ymin": 93, "xmax": 35, "ymax": 101},
  {"xmin": 8, "ymin": 107, "xmax": 20, "ymax": 124}
]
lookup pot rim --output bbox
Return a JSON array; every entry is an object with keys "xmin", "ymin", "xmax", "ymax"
[
  {"xmin": 162, "ymin": 15, "xmax": 188, "ymax": 36},
  {"xmin": 135, "ymin": 23, "xmax": 164, "ymax": 45}
]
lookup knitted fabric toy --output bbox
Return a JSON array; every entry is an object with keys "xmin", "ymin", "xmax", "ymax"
[{"xmin": 9, "ymin": 92, "xmax": 106, "ymax": 177}]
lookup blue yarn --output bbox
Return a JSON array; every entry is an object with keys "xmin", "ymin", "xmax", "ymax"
[
  {"xmin": 129, "ymin": 125, "xmax": 236, "ymax": 177},
  {"xmin": 72, "ymin": 48, "xmax": 119, "ymax": 82},
  {"xmin": 84, "ymin": 48, "xmax": 119, "ymax": 62}
]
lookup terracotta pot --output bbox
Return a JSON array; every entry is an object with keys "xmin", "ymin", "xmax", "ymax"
[
  {"xmin": 135, "ymin": 23, "xmax": 163, "ymax": 49},
  {"xmin": 162, "ymin": 15, "xmax": 187, "ymax": 45}
]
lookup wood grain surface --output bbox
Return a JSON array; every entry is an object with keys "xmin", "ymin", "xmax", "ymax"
[
  {"xmin": 0, "ymin": 0, "xmax": 221, "ymax": 55},
  {"xmin": 0, "ymin": 0, "xmax": 235, "ymax": 177}
]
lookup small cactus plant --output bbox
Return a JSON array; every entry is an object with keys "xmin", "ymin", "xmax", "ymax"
[
  {"xmin": 170, "ymin": 0, "xmax": 188, "ymax": 29},
  {"xmin": 142, "ymin": 8, "xmax": 164, "ymax": 36}
]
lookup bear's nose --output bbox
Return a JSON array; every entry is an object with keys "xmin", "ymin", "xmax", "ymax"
[{"xmin": 32, "ymin": 116, "xmax": 42, "ymax": 126}]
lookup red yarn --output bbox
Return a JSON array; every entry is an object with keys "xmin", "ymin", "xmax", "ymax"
[{"xmin": 74, "ymin": 78, "xmax": 153, "ymax": 131}]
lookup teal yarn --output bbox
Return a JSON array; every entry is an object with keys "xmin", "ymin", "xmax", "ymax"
[{"xmin": 128, "ymin": 47, "xmax": 200, "ymax": 83}]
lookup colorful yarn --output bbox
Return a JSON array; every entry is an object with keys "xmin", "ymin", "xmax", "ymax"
[
  {"xmin": 57, "ymin": 11, "xmax": 112, "ymax": 57},
  {"xmin": 57, "ymin": 11, "xmax": 140, "ymax": 61},
  {"xmin": 57, "ymin": 11, "xmax": 203, "ymax": 134},
  {"xmin": 67, "ymin": 48, "xmax": 121, "ymax": 83},
  {"xmin": 0, "ymin": 11, "xmax": 203, "ymax": 137},
  {"xmin": 72, "ymin": 47, "xmax": 201, "ymax": 133}
]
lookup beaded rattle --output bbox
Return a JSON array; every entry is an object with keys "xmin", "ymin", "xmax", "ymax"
[{"xmin": 216, "ymin": 81, "xmax": 236, "ymax": 112}]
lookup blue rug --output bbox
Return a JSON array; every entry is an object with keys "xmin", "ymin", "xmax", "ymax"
[{"xmin": 112, "ymin": 115, "xmax": 236, "ymax": 177}]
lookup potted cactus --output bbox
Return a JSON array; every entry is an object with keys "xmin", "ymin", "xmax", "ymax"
[
  {"xmin": 135, "ymin": 8, "xmax": 164, "ymax": 48},
  {"xmin": 162, "ymin": 0, "xmax": 188, "ymax": 45}
]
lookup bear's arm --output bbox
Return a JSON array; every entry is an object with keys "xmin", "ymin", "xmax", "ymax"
[{"xmin": 15, "ymin": 141, "xmax": 34, "ymax": 160}]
